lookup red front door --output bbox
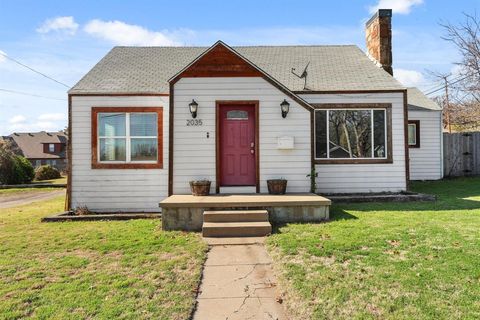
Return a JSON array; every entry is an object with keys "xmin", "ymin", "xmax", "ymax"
[{"xmin": 219, "ymin": 104, "xmax": 256, "ymax": 186}]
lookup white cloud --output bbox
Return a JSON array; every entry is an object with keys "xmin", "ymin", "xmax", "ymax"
[
  {"xmin": 38, "ymin": 113, "xmax": 66, "ymax": 121},
  {"xmin": 37, "ymin": 16, "xmax": 79, "ymax": 35},
  {"xmin": 394, "ymin": 68, "xmax": 426, "ymax": 87},
  {"xmin": 9, "ymin": 115, "xmax": 26, "ymax": 124},
  {"xmin": 84, "ymin": 19, "xmax": 180, "ymax": 46},
  {"xmin": 369, "ymin": 0, "xmax": 423, "ymax": 14},
  {"xmin": 5, "ymin": 115, "xmax": 65, "ymax": 133},
  {"xmin": 0, "ymin": 50, "xmax": 6, "ymax": 63},
  {"xmin": 8, "ymin": 121, "xmax": 60, "ymax": 132}
]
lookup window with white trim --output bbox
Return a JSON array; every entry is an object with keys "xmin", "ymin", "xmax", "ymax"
[
  {"xmin": 408, "ymin": 120, "xmax": 420, "ymax": 148},
  {"xmin": 98, "ymin": 112, "xmax": 158, "ymax": 163},
  {"xmin": 315, "ymin": 108, "xmax": 389, "ymax": 160},
  {"xmin": 48, "ymin": 143, "xmax": 55, "ymax": 152}
]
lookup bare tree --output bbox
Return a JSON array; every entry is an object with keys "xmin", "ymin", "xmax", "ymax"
[
  {"xmin": 428, "ymin": 13, "xmax": 480, "ymax": 131},
  {"xmin": 441, "ymin": 12, "xmax": 480, "ymax": 100}
]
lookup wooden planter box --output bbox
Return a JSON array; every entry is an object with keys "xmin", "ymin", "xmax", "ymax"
[
  {"xmin": 267, "ymin": 179, "xmax": 287, "ymax": 195},
  {"xmin": 189, "ymin": 180, "xmax": 211, "ymax": 196}
]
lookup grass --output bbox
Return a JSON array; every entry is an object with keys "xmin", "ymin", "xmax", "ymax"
[
  {"xmin": 267, "ymin": 177, "xmax": 480, "ymax": 320},
  {"xmin": 0, "ymin": 196, "xmax": 207, "ymax": 319},
  {"xmin": 31, "ymin": 176, "xmax": 67, "ymax": 185}
]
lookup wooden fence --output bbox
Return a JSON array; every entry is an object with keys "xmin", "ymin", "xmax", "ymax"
[{"xmin": 443, "ymin": 132, "xmax": 480, "ymax": 177}]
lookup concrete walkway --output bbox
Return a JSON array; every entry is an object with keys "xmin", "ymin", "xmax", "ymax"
[{"xmin": 193, "ymin": 240, "xmax": 287, "ymax": 320}]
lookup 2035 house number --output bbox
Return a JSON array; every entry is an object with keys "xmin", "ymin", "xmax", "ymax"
[{"xmin": 186, "ymin": 119, "xmax": 203, "ymax": 126}]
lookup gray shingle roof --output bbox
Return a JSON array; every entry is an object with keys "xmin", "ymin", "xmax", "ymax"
[
  {"xmin": 69, "ymin": 45, "xmax": 405, "ymax": 94},
  {"xmin": 407, "ymin": 87, "xmax": 442, "ymax": 111}
]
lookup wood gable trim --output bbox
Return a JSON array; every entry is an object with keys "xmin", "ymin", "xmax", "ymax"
[
  {"xmin": 168, "ymin": 41, "xmax": 313, "ymax": 112},
  {"xmin": 171, "ymin": 44, "xmax": 262, "ymax": 80}
]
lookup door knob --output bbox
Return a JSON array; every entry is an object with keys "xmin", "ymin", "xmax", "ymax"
[
  {"xmin": 250, "ymin": 149, "xmax": 254, "ymax": 154},
  {"xmin": 250, "ymin": 142, "xmax": 254, "ymax": 147}
]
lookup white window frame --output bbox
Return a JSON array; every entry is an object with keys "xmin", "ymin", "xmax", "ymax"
[
  {"xmin": 408, "ymin": 123, "xmax": 417, "ymax": 146},
  {"xmin": 48, "ymin": 143, "xmax": 55, "ymax": 152},
  {"xmin": 97, "ymin": 112, "xmax": 158, "ymax": 164},
  {"xmin": 314, "ymin": 108, "xmax": 388, "ymax": 160}
]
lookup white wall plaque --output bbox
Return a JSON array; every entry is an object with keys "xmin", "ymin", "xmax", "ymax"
[{"xmin": 277, "ymin": 136, "xmax": 294, "ymax": 149}]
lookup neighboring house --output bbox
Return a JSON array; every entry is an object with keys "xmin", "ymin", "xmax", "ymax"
[
  {"xmin": 67, "ymin": 9, "xmax": 443, "ymax": 212},
  {"xmin": 4, "ymin": 131, "xmax": 68, "ymax": 171}
]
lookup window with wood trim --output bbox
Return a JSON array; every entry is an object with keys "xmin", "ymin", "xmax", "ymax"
[
  {"xmin": 314, "ymin": 104, "xmax": 393, "ymax": 164},
  {"xmin": 91, "ymin": 107, "xmax": 163, "ymax": 169},
  {"xmin": 408, "ymin": 120, "xmax": 420, "ymax": 148}
]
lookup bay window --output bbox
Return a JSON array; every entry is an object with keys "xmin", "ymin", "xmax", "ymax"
[
  {"xmin": 92, "ymin": 107, "xmax": 163, "ymax": 169},
  {"xmin": 314, "ymin": 104, "xmax": 392, "ymax": 163}
]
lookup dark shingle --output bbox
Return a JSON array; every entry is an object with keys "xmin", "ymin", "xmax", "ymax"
[
  {"xmin": 407, "ymin": 87, "xmax": 442, "ymax": 111},
  {"xmin": 69, "ymin": 45, "xmax": 404, "ymax": 94}
]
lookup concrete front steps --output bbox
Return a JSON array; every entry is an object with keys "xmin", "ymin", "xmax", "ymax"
[{"xmin": 202, "ymin": 210, "xmax": 272, "ymax": 237}]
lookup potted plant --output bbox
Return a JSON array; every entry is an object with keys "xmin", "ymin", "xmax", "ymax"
[
  {"xmin": 189, "ymin": 179, "xmax": 211, "ymax": 196},
  {"xmin": 267, "ymin": 178, "xmax": 287, "ymax": 195}
]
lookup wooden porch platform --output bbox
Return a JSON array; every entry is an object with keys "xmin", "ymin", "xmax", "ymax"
[{"xmin": 160, "ymin": 193, "xmax": 331, "ymax": 208}]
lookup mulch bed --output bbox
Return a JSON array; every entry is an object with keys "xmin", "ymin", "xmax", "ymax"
[
  {"xmin": 42, "ymin": 211, "xmax": 161, "ymax": 222},
  {"xmin": 325, "ymin": 192, "xmax": 436, "ymax": 203}
]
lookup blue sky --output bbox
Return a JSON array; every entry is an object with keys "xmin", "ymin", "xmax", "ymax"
[{"xmin": 0, "ymin": 0, "xmax": 478, "ymax": 135}]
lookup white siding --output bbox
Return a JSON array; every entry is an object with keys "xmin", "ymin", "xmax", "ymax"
[
  {"xmin": 408, "ymin": 109, "xmax": 443, "ymax": 180},
  {"xmin": 301, "ymin": 93, "xmax": 407, "ymax": 193},
  {"xmin": 71, "ymin": 96, "xmax": 169, "ymax": 212},
  {"xmin": 173, "ymin": 77, "xmax": 311, "ymax": 194}
]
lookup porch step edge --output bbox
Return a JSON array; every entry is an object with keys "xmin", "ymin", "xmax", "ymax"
[
  {"xmin": 202, "ymin": 221, "xmax": 272, "ymax": 237},
  {"xmin": 203, "ymin": 210, "xmax": 268, "ymax": 222}
]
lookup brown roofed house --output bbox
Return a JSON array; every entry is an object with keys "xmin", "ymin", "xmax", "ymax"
[{"xmin": 3, "ymin": 131, "xmax": 68, "ymax": 171}]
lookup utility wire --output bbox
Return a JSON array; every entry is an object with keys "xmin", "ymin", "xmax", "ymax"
[
  {"xmin": 0, "ymin": 88, "xmax": 67, "ymax": 101},
  {"xmin": 423, "ymin": 74, "xmax": 464, "ymax": 94},
  {"xmin": 425, "ymin": 75, "xmax": 470, "ymax": 96},
  {"xmin": 0, "ymin": 51, "xmax": 71, "ymax": 88},
  {"xmin": 422, "ymin": 74, "xmax": 466, "ymax": 95}
]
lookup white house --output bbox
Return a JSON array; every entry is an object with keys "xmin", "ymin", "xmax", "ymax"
[{"xmin": 67, "ymin": 9, "xmax": 442, "ymax": 213}]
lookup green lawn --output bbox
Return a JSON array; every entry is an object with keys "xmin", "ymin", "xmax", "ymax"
[
  {"xmin": 267, "ymin": 177, "xmax": 480, "ymax": 320},
  {"xmin": 0, "ymin": 196, "xmax": 207, "ymax": 319},
  {"xmin": 31, "ymin": 175, "xmax": 67, "ymax": 185}
]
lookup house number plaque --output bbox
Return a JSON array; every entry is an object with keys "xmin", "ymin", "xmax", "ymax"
[{"xmin": 186, "ymin": 119, "xmax": 203, "ymax": 126}]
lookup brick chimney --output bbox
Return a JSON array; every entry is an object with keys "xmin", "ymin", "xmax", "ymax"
[{"xmin": 366, "ymin": 9, "xmax": 393, "ymax": 75}]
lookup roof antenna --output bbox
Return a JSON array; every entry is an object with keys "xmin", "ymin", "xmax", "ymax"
[{"xmin": 291, "ymin": 61, "xmax": 311, "ymax": 90}]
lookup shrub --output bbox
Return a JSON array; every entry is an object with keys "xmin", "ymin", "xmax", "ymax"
[
  {"xmin": 12, "ymin": 156, "xmax": 34, "ymax": 184},
  {"xmin": 74, "ymin": 205, "xmax": 92, "ymax": 215},
  {"xmin": 0, "ymin": 141, "xmax": 35, "ymax": 184},
  {"xmin": 35, "ymin": 165, "xmax": 61, "ymax": 181},
  {"xmin": 0, "ymin": 142, "xmax": 16, "ymax": 185}
]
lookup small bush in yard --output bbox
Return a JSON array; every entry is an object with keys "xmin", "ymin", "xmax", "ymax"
[
  {"xmin": 35, "ymin": 165, "xmax": 61, "ymax": 180},
  {"xmin": 0, "ymin": 141, "xmax": 34, "ymax": 184},
  {"xmin": 0, "ymin": 143, "xmax": 15, "ymax": 184},
  {"xmin": 74, "ymin": 205, "xmax": 92, "ymax": 215},
  {"xmin": 13, "ymin": 156, "xmax": 35, "ymax": 184}
]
